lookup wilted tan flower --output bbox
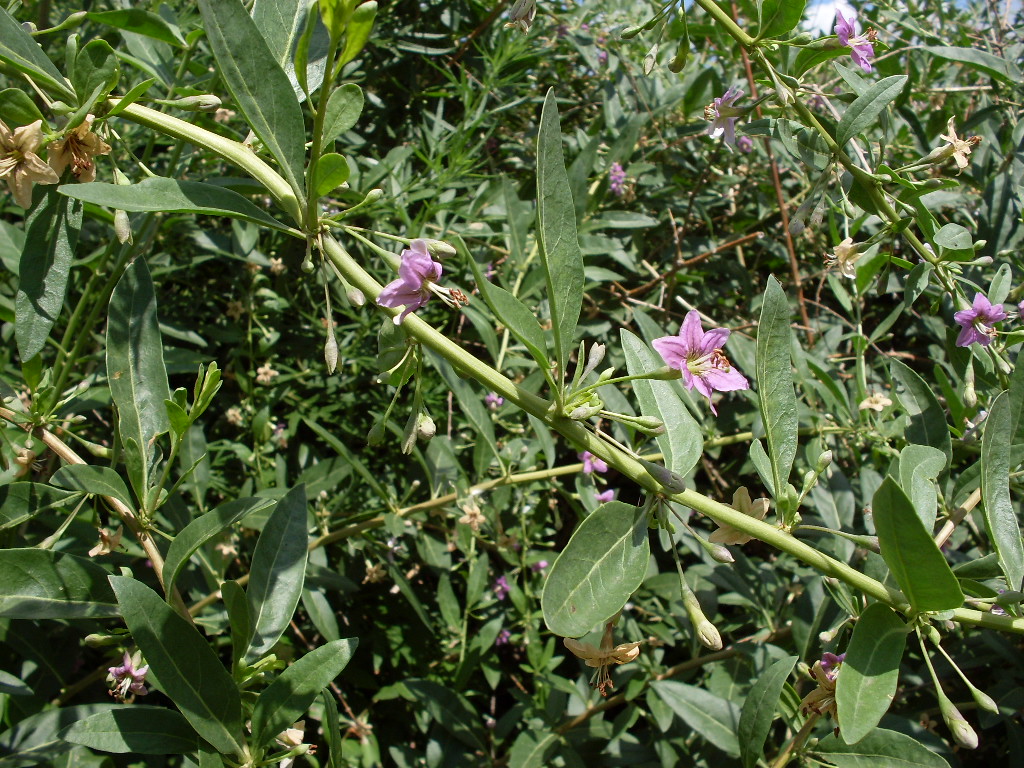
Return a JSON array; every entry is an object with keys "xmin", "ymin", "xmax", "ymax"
[
  {"xmin": 563, "ymin": 622, "xmax": 641, "ymax": 696},
  {"xmin": 269, "ymin": 257, "xmax": 286, "ymax": 275},
  {"xmin": 458, "ymin": 498, "xmax": 485, "ymax": 531},
  {"xmin": 859, "ymin": 392, "xmax": 893, "ymax": 412},
  {"xmin": 225, "ymin": 406, "xmax": 244, "ymax": 426},
  {"xmin": 0, "ymin": 119, "xmax": 60, "ymax": 208},
  {"xmin": 938, "ymin": 117, "xmax": 981, "ymax": 174},
  {"xmin": 47, "ymin": 114, "xmax": 111, "ymax": 183},
  {"xmin": 226, "ymin": 300, "xmax": 246, "ymax": 321},
  {"xmin": 504, "ymin": 0, "xmax": 536, "ymax": 33},
  {"xmin": 213, "ymin": 108, "xmax": 236, "ymax": 123},
  {"xmin": 709, "ymin": 487, "xmax": 769, "ymax": 546},
  {"xmin": 256, "ymin": 363, "xmax": 279, "ymax": 385},
  {"xmin": 363, "ymin": 561, "xmax": 386, "ymax": 584},
  {"xmin": 88, "ymin": 526, "xmax": 124, "ymax": 557},
  {"xmin": 800, "ymin": 653, "xmax": 845, "ymax": 728},
  {"xmin": 13, "ymin": 446, "xmax": 37, "ymax": 479},
  {"xmin": 824, "ymin": 238, "xmax": 861, "ymax": 279}
]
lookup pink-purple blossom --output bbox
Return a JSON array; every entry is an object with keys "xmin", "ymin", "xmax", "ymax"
[
  {"xmin": 579, "ymin": 451, "xmax": 608, "ymax": 474},
  {"xmin": 495, "ymin": 628, "xmax": 512, "ymax": 646},
  {"xmin": 485, "ymin": 392, "xmax": 504, "ymax": 409},
  {"xmin": 609, "ymin": 162, "xmax": 627, "ymax": 196},
  {"xmin": 652, "ymin": 311, "xmax": 750, "ymax": 415},
  {"xmin": 108, "ymin": 651, "xmax": 149, "ymax": 700},
  {"xmin": 835, "ymin": 10, "xmax": 875, "ymax": 73},
  {"xmin": 531, "ymin": 560, "xmax": 549, "ymax": 572},
  {"xmin": 376, "ymin": 239, "xmax": 443, "ymax": 323},
  {"xmin": 595, "ymin": 489, "xmax": 615, "ymax": 503},
  {"xmin": 954, "ymin": 293, "xmax": 1006, "ymax": 347},
  {"xmin": 820, "ymin": 651, "xmax": 846, "ymax": 679},
  {"xmin": 705, "ymin": 87, "xmax": 745, "ymax": 147},
  {"xmin": 736, "ymin": 135, "xmax": 754, "ymax": 154},
  {"xmin": 493, "ymin": 575, "xmax": 509, "ymax": 600}
]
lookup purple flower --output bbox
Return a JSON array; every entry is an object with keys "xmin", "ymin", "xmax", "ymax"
[
  {"xmin": 596, "ymin": 49, "xmax": 608, "ymax": 65},
  {"xmin": 820, "ymin": 651, "xmax": 846, "ymax": 679},
  {"xmin": 579, "ymin": 451, "xmax": 608, "ymax": 474},
  {"xmin": 531, "ymin": 560, "xmax": 549, "ymax": 572},
  {"xmin": 609, "ymin": 162, "xmax": 627, "ymax": 196},
  {"xmin": 652, "ymin": 311, "xmax": 750, "ymax": 415},
  {"xmin": 736, "ymin": 135, "xmax": 754, "ymax": 154},
  {"xmin": 705, "ymin": 87, "xmax": 745, "ymax": 147},
  {"xmin": 493, "ymin": 575, "xmax": 509, "ymax": 601},
  {"xmin": 485, "ymin": 392, "xmax": 504, "ymax": 409},
  {"xmin": 1017, "ymin": 300, "xmax": 1024, "ymax": 318},
  {"xmin": 495, "ymin": 628, "xmax": 512, "ymax": 646},
  {"xmin": 954, "ymin": 293, "xmax": 1007, "ymax": 347},
  {"xmin": 595, "ymin": 489, "xmax": 615, "ymax": 503},
  {"xmin": 108, "ymin": 651, "xmax": 149, "ymax": 700},
  {"xmin": 376, "ymin": 239, "xmax": 443, "ymax": 324},
  {"xmin": 835, "ymin": 10, "xmax": 875, "ymax": 73}
]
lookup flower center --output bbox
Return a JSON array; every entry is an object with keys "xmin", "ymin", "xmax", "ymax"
[{"xmin": 687, "ymin": 348, "xmax": 733, "ymax": 377}]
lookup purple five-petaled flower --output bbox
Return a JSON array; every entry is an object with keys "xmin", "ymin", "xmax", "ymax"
[
  {"xmin": 954, "ymin": 293, "xmax": 1006, "ymax": 347},
  {"xmin": 820, "ymin": 651, "xmax": 846, "ymax": 680},
  {"xmin": 108, "ymin": 651, "xmax": 149, "ymax": 700},
  {"xmin": 579, "ymin": 451, "xmax": 608, "ymax": 474},
  {"xmin": 835, "ymin": 10, "xmax": 875, "ymax": 73},
  {"xmin": 495, "ymin": 628, "xmax": 512, "ymax": 646},
  {"xmin": 493, "ymin": 575, "xmax": 510, "ymax": 601},
  {"xmin": 705, "ymin": 87, "xmax": 745, "ymax": 148},
  {"xmin": 609, "ymin": 162, "xmax": 627, "ymax": 197},
  {"xmin": 595, "ymin": 489, "xmax": 615, "ymax": 503},
  {"xmin": 652, "ymin": 311, "xmax": 750, "ymax": 415},
  {"xmin": 485, "ymin": 392, "xmax": 504, "ymax": 409},
  {"xmin": 376, "ymin": 239, "xmax": 443, "ymax": 324}
]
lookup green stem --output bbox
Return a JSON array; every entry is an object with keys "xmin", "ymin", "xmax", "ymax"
[{"xmin": 691, "ymin": 0, "xmax": 755, "ymax": 46}]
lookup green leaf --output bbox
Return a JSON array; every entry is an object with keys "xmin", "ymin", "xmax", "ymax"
[
  {"xmin": 0, "ymin": 704, "xmax": 118, "ymax": 766},
  {"xmin": 890, "ymin": 360, "xmax": 952, "ymax": 464},
  {"xmin": 536, "ymin": 89, "xmax": 584, "ymax": 386},
  {"xmin": 756, "ymin": 277, "xmax": 797, "ymax": 505},
  {"xmin": 337, "ymin": 1, "xmax": 377, "ymax": 67},
  {"xmin": 251, "ymin": 638, "xmax": 358, "ymax": 748},
  {"xmin": 320, "ymin": 689, "xmax": 344, "ymax": 768},
  {"xmin": 162, "ymin": 497, "xmax": 276, "ymax": 597},
  {"xmin": 0, "ymin": 549, "xmax": 119, "ymax": 619},
  {"xmin": 107, "ymin": 259, "xmax": 171, "ymax": 501},
  {"xmin": 542, "ymin": 501, "xmax": 650, "ymax": 637},
  {"xmin": 15, "ymin": 192, "xmax": 83, "ymax": 361},
  {"xmin": 311, "ymin": 153, "xmax": 351, "ymax": 198},
  {"xmin": 981, "ymin": 392, "xmax": 1024, "ymax": 591},
  {"xmin": 251, "ymin": 0, "xmax": 329, "ymax": 100},
  {"xmin": 738, "ymin": 656, "xmax": 797, "ymax": 768},
  {"xmin": 836, "ymin": 75, "xmax": 908, "ymax": 147},
  {"xmin": 835, "ymin": 603, "xmax": 908, "ymax": 744},
  {"xmin": 50, "ymin": 464, "xmax": 135, "ymax": 511},
  {"xmin": 198, "ymin": 0, "xmax": 307, "ymax": 203},
  {"xmin": 812, "ymin": 728, "xmax": 950, "ymax": 767},
  {"xmin": 757, "ymin": 0, "xmax": 808, "ymax": 39},
  {"xmin": 621, "ymin": 329, "xmax": 702, "ymax": 476},
  {"xmin": 60, "ymin": 706, "xmax": 199, "ymax": 754},
  {"xmin": 651, "ymin": 680, "xmax": 741, "ymax": 757},
  {"xmin": 59, "ymin": 178, "xmax": 291, "ymax": 233},
  {"xmin": 222, "ymin": 579, "xmax": 251, "ymax": 673},
  {"xmin": 401, "ymin": 679, "xmax": 486, "ymax": 751},
  {"xmin": 871, "ymin": 477, "xmax": 963, "ymax": 612},
  {"xmin": 70, "ymin": 40, "xmax": 120, "ymax": 107},
  {"xmin": 85, "ymin": 9, "xmax": 186, "ymax": 46},
  {"xmin": 0, "ymin": 8, "xmax": 75, "ymax": 101},
  {"xmin": 0, "ymin": 483, "xmax": 78, "ymax": 530},
  {"xmin": 245, "ymin": 485, "xmax": 310, "ymax": 663},
  {"xmin": 508, "ymin": 730, "xmax": 560, "ymax": 768},
  {"xmin": 323, "ymin": 83, "xmax": 365, "ymax": 142},
  {"xmin": 108, "ymin": 577, "xmax": 244, "ymax": 756},
  {"xmin": 920, "ymin": 45, "xmax": 1021, "ymax": 86},
  {"xmin": 894, "ymin": 445, "xmax": 946, "ymax": 529},
  {"xmin": 467, "ymin": 258, "xmax": 549, "ymax": 372},
  {"xmin": 433, "ymin": 357, "xmax": 502, "ymax": 473},
  {"xmin": 0, "ymin": 88, "xmax": 45, "ymax": 124}
]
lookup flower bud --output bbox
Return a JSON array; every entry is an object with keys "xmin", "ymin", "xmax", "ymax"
[
  {"xmin": 424, "ymin": 239, "xmax": 457, "ymax": 258},
  {"xmin": 416, "ymin": 413, "xmax": 435, "ymax": 441},
  {"xmin": 702, "ymin": 540, "xmax": 735, "ymax": 564},
  {"xmin": 939, "ymin": 697, "xmax": 979, "ymax": 750},
  {"xmin": 640, "ymin": 459, "xmax": 686, "ymax": 493},
  {"xmin": 643, "ymin": 43, "xmax": 658, "ymax": 75},
  {"xmin": 158, "ymin": 94, "xmax": 223, "ymax": 111},
  {"xmin": 347, "ymin": 286, "xmax": 366, "ymax": 307},
  {"xmin": 620, "ymin": 24, "xmax": 643, "ymax": 38},
  {"xmin": 324, "ymin": 332, "xmax": 339, "ymax": 374},
  {"xmin": 815, "ymin": 450, "xmax": 833, "ymax": 473},
  {"xmin": 114, "ymin": 209, "xmax": 132, "ymax": 244},
  {"xmin": 696, "ymin": 619, "xmax": 723, "ymax": 650},
  {"xmin": 367, "ymin": 421, "xmax": 386, "ymax": 446},
  {"xmin": 84, "ymin": 633, "xmax": 122, "ymax": 647},
  {"xmin": 971, "ymin": 687, "xmax": 999, "ymax": 714}
]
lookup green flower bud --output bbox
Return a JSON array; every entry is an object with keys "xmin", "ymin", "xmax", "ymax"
[{"xmin": 939, "ymin": 696, "xmax": 978, "ymax": 750}]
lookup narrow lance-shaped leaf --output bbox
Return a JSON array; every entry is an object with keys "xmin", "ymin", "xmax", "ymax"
[
  {"xmin": 198, "ymin": 0, "xmax": 307, "ymax": 205},
  {"xmin": 756, "ymin": 277, "xmax": 797, "ymax": 506},
  {"xmin": 245, "ymin": 485, "xmax": 310, "ymax": 662},
  {"xmin": 0, "ymin": 549, "xmax": 119, "ymax": 619},
  {"xmin": 813, "ymin": 728, "xmax": 951, "ymax": 768},
  {"xmin": 890, "ymin": 359, "xmax": 952, "ymax": 463},
  {"xmin": 542, "ymin": 502, "xmax": 649, "ymax": 637},
  {"xmin": 251, "ymin": 0, "xmax": 329, "ymax": 101},
  {"xmin": 108, "ymin": 577, "xmax": 244, "ymax": 757},
  {"xmin": 250, "ymin": 638, "xmax": 358, "ymax": 748},
  {"xmin": 871, "ymin": 477, "xmax": 964, "ymax": 612},
  {"xmin": 107, "ymin": 259, "xmax": 171, "ymax": 501},
  {"xmin": 0, "ymin": 8, "xmax": 76, "ymax": 100},
  {"xmin": 981, "ymin": 392, "xmax": 1024, "ymax": 591},
  {"xmin": 50, "ymin": 464, "xmax": 135, "ymax": 511},
  {"xmin": 836, "ymin": 75, "xmax": 908, "ymax": 147},
  {"xmin": 835, "ymin": 603, "xmax": 908, "ymax": 744},
  {"xmin": 738, "ymin": 655, "xmax": 797, "ymax": 768},
  {"xmin": 536, "ymin": 89, "xmax": 584, "ymax": 388},
  {"xmin": 15, "ymin": 193, "xmax": 83, "ymax": 361},
  {"xmin": 60, "ymin": 707, "xmax": 199, "ymax": 755}
]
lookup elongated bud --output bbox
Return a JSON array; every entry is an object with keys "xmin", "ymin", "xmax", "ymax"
[
  {"xmin": 816, "ymin": 450, "xmax": 833, "ymax": 473},
  {"xmin": 114, "ymin": 209, "xmax": 132, "ymax": 244},
  {"xmin": 324, "ymin": 330, "xmax": 339, "ymax": 374},
  {"xmin": 643, "ymin": 43, "xmax": 658, "ymax": 75},
  {"xmin": 84, "ymin": 633, "xmax": 122, "ymax": 647},
  {"xmin": 424, "ymin": 239, "xmax": 457, "ymax": 258},
  {"xmin": 347, "ymin": 286, "xmax": 366, "ymax": 307},
  {"xmin": 581, "ymin": 343, "xmax": 607, "ymax": 382},
  {"xmin": 939, "ymin": 696, "xmax": 979, "ymax": 750},
  {"xmin": 620, "ymin": 24, "xmax": 643, "ymax": 38},
  {"xmin": 963, "ymin": 363, "xmax": 977, "ymax": 408},
  {"xmin": 155, "ymin": 94, "xmax": 223, "ymax": 112},
  {"xmin": 696, "ymin": 619, "xmax": 723, "ymax": 650},
  {"xmin": 367, "ymin": 421, "xmax": 386, "ymax": 446},
  {"xmin": 702, "ymin": 539, "xmax": 735, "ymax": 564},
  {"xmin": 640, "ymin": 459, "xmax": 686, "ymax": 493}
]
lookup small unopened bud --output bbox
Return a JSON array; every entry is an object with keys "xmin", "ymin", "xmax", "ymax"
[
  {"xmin": 939, "ymin": 697, "xmax": 979, "ymax": 750},
  {"xmin": 704, "ymin": 541, "xmax": 735, "ymax": 564},
  {"xmin": 643, "ymin": 44, "xmax": 658, "ymax": 75},
  {"xmin": 620, "ymin": 24, "xmax": 643, "ymax": 38},
  {"xmin": 816, "ymin": 450, "xmax": 833, "ymax": 473},
  {"xmin": 971, "ymin": 687, "xmax": 999, "ymax": 714},
  {"xmin": 367, "ymin": 421, "xmax": 386, "ymax": 446},
  {"xmin": 114, "ymin": 210, "xmax": 132, "ymax": 244},
  {"xmin": 84, "ymin": 633, "xmax": 121, "ymax": 647},
  {"xmin": 324, "ymin": 332, "xmax": 339, "ymax": 374},
  {"xmin": 157, "ymin": 94, "xmax": 223, "ymax": 111},
  {"xmin": 301, "ymin": 258, "xmax": 315, "ymax": 274},
  {"xmin": 424, "ymin": 239, "xmax": 457, "ymax": 258},
  {"xmin": 924, "ymin": 624, "xmax": 942, "ymax": 645},
  {"xmin": 696, "ymin": 619, "xmax": 723, "ymax": 651},
  {"xmin": 347, "ymin": 287, "xmax": 366, "ymax": 307},
  {"xmin": 640, "ymin": 459, "xmax": 686, "ymax": 494},
  {"xmin": 818, "ymin": 627, "xmax": 839, "ymax": 644},
  {"xmin": 416, "ymin": 413, "xmax": 435, "ymax": 441}
]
